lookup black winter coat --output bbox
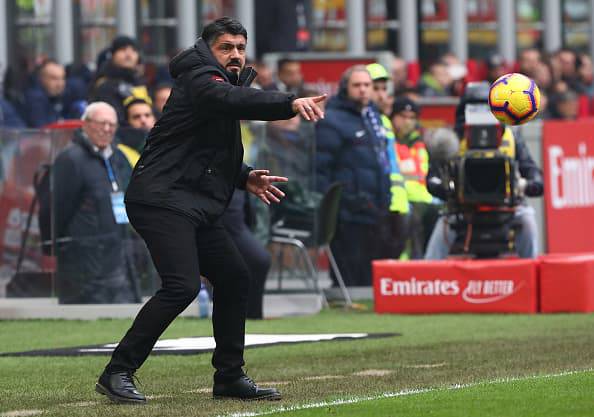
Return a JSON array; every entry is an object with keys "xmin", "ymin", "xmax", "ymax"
[
  {"xmin": 124, "ymin": 38, "xmax": 296, "ymax": 225},
  {"xmin": 53, "ymin": 130, "xmax": 137, "ymax": 302},
  {"xmin": 89, "ymin": 62, "xmax": 149, "ymax": 124}
]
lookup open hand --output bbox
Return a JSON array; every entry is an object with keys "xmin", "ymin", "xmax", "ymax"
[
  {"xmin": 246, "ymin": 169, "xmax": 288, "ymax": 205},
  {"xmin": 291, "ymin": 94, "xmax": 327, "ymax": 122}
]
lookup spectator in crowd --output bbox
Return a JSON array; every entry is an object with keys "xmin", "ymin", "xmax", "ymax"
[
  {"xmin": 550, "ymin": 79, "xmax": 571, "ymax": 95},
  {"xmin": 576, "ymin": 53, "xmax": 594, "ymax": 97},
  {"xmin": 518, "ymin": 48, "xmax": 542, "ymax": 79},
  {"xmin": 390, "ymin": 97, "xmax": 438, "ymax": 259},
  {"xmin": 440, "ymin": 53, "xmax": 466, "ymax": 95},
  {"xmin": 66, "ymin": 62, "xmax": 94, "ymax": 89},
  {"xmin": 22, "ymin": 59, "xmax": 86, "ymax": 127},
  {"xmin": 485, "ymin": 53, "xmax": 507, "ymax": 84},
  {"xmin": 53, "ymin": 101, "xmax": 140, "ymax": 304},
  {"xmin": 549, "ymin": 89, "xmax": 579, "ymax": 120},
  {"xmin": 391, "ymin": 56, "xmax": 410, "ymax": 96},
  {"xmin": 366, "ymin": 63, "xmax": 409, "ymax": 259},
  {"xmin": 253, "ymin": 60, "xmax": 276, "ymax": 90},
  {"xmin": 0, "ymin": 96, "xmax": 25, "ymax": 128},
  {"xmin": 418, "ymin": 61, "xmax": 454, "ymax": 97},
  {"xmin": 397, "ymin": 86, "xmax": 422, "ymax": 102},
  {"xmin": 268, "ymin": 58, "xmax": 306, "ymax": 96},
  {"xmin": 126, "ymin": 98, "xmax": 156, "ymax": 132},
  {"xmin": 536, "ymin": 89, "xmax": 551, "ymax": 120},
  {"xmin": 152, "ymin": 81, "xmax": 172, "ymax": 118},
  {"xmin": 315, "ymin": 65, "xmax": 390, "ymax": 286},
  {"xmin": 89, "ymin": 35, "xmax": 151, "ymax": 125},
  {"xmin": 366, "ymin": 63, "xmax": 393, "ymax": 116},
  {"xmin": 533, "ymin": 61, "xmax": 554, "ymax": 93},
  {"xmin": 118, "ymin": 98, "xmax": 156, "ymax": 166},
  {"xmin": 556, "ymin": 48, "xmax": 580, "ymax": 88}
]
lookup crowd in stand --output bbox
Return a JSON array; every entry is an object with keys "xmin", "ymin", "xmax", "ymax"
[
  {"xmin": 402, "ymin": 47, "xmax": 594, "ymax": 121},
  {"xmin": 1, "ymin": 38, "xmax": 593, "ymax": 130},
  {"xmin": 0, "ymin": 35, "xmax": 170, "ymax": 131},
  {"xmin": 0, "ymin": 34, "xmax": 584, "ymax": 302}
]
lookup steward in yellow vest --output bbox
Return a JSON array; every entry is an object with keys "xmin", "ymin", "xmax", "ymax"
[
  {"xmin": 367, "ymin": 63, "xmax": 410, "ymax": 259},
  {"xmin": 391, "ymin": 96, "xmax": 441, "ymax": 259}
]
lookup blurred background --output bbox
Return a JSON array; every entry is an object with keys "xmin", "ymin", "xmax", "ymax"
[{"xmin": 0, "ymin": 0, "xmax": 593, "ymax": 316}]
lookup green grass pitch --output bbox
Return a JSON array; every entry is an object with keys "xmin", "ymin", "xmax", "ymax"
[{"xmin": 1, "ymin": 306, "xmax": 593, "ymax": 416}]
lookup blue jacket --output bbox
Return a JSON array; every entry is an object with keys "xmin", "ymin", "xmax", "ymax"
[
  {"xmin": 22, "ymin": 78, "xmax": 86, "ymax": 127},
  {"xmin": 0, "ymin": 98, "xmax": 25, "ymax": 128},
  {"xmin": 315, "ymin": 95, "xmax": 390, "ymax": 224}
]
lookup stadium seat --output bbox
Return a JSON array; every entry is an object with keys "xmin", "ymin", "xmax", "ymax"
[{"xmin": 270, "ymin": 182, "xmax": 352, "ymax": 307}]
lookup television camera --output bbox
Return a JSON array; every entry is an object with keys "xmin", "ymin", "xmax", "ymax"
[{"xmin": 432, "ymin": 85, "xmax": 527, "ymax": 258}]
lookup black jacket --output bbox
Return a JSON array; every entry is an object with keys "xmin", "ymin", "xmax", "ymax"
[
  {"xmin": 89, "ymin": 62, "xmax": 149, "ymax": 124},
  {"xmin": 52, "ymin": 129, "xmax": 138, "ymax": 302},
  {"xmin": 54, "ymin": 129, "xmax": 132, "ymax": 240},
  {"xmin": 125, "ymin": 38, "xmax": 296, "ymax": 225}
]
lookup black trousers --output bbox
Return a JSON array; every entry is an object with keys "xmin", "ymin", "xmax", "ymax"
[
  {"xmin": 222, "ymin": 225, "xmax": 270, "ymax": 320},
  {"xmin": 107, "ymin": 203, "xmax": 250, "ymax": 384}
]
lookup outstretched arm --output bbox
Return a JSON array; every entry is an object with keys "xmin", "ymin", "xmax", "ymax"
[
  {"xmin": 189, "ymin": 70, "xmax": 327, "ymax": 121},
  {"xmin": 245, "ymin": 169, "xmax": 288, "ymax": 205}
]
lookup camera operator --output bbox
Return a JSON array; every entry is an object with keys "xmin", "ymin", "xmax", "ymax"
[{"xmin": 424, "ymin": 82, "xmax": 544, "ymax": 259}]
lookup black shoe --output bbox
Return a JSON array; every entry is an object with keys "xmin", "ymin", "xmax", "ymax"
[
  {"xmin": 213, "ymin": 375, "xmax": 281, "ymax": 401},
  {"xmin": 95, "ymin": 369, "xmax": 147, "ymax": 404}
]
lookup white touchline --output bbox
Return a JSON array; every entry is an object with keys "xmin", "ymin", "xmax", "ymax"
[
  {"xmin": 1, "ymin": 368, "xmax": 592, "ymax": 417},
  {"xmin": 217, "ymin": 368, "xmax": 594, "ymax": 417}
]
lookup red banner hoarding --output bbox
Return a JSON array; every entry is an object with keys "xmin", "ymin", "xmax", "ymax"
[
  {"xmin": 542, "ymin": 120, "xmax": 594, "ymax": 253},
  {"xmin": 373, "ymin": 259, "xmax": 538, "ymax": 313}
]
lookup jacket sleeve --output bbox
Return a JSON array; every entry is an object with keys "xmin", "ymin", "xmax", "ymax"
[
  {"xmin": 187, "ymin": 71, "xmax": 296, "ymax": 121},
  {"xmin": 515, "ymin": 137, "xmax": 544, "ymax": 197},
  {"xmin": 314, "ymin": 118, "xmax": 341, "ymax": 194},
  {"xmin": 53, "ymin": 152, "xmax": 84, "ymax": 238},
  {"xmin": 235, "ymin": 163, "xmax": 253, "ymax": 189}
]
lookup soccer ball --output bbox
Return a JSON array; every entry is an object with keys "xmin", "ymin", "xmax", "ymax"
[{"xmin": 488, "ymin": 73, "xmax": 540, "ymax": 125}]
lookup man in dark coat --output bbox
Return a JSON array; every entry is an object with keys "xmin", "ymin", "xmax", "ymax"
[
  {"xmin": 0, "ymin": 97, "xmax": 25, "ymax": 127},
  {"xmin": 89, "ymin": 36, "xmax": 151, "ymax": 125},
  {"xmin": 22, "ymin": 59, "xmax": 86, "ymax": 127},
  {"xmin": 53, "ymin": 101, "xmax": 139, "ymax": 304},
  {"xmin": 95, "ymin": 17, "xmax": 325, "ymax": 404},
  {"xmin": 315, "ymin": 65, "xmax": 391, "ymax": 286}
]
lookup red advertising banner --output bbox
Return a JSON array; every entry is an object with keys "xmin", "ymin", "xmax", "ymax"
[
  {"xmin": 542, "ymin": 120, "xmax": 594, "ymax": 253},
  {"xmin": 373, "ymin": 259, "xmax": 538, "ymax": 313},
  {"xmin": 539, "ymin": 253, "xmax": 594, "ymax": 313}
]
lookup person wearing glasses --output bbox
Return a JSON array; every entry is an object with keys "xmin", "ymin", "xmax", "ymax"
[{"xmin": 52, "ymin": 101, "xmax": 140, "ymax": 304}]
